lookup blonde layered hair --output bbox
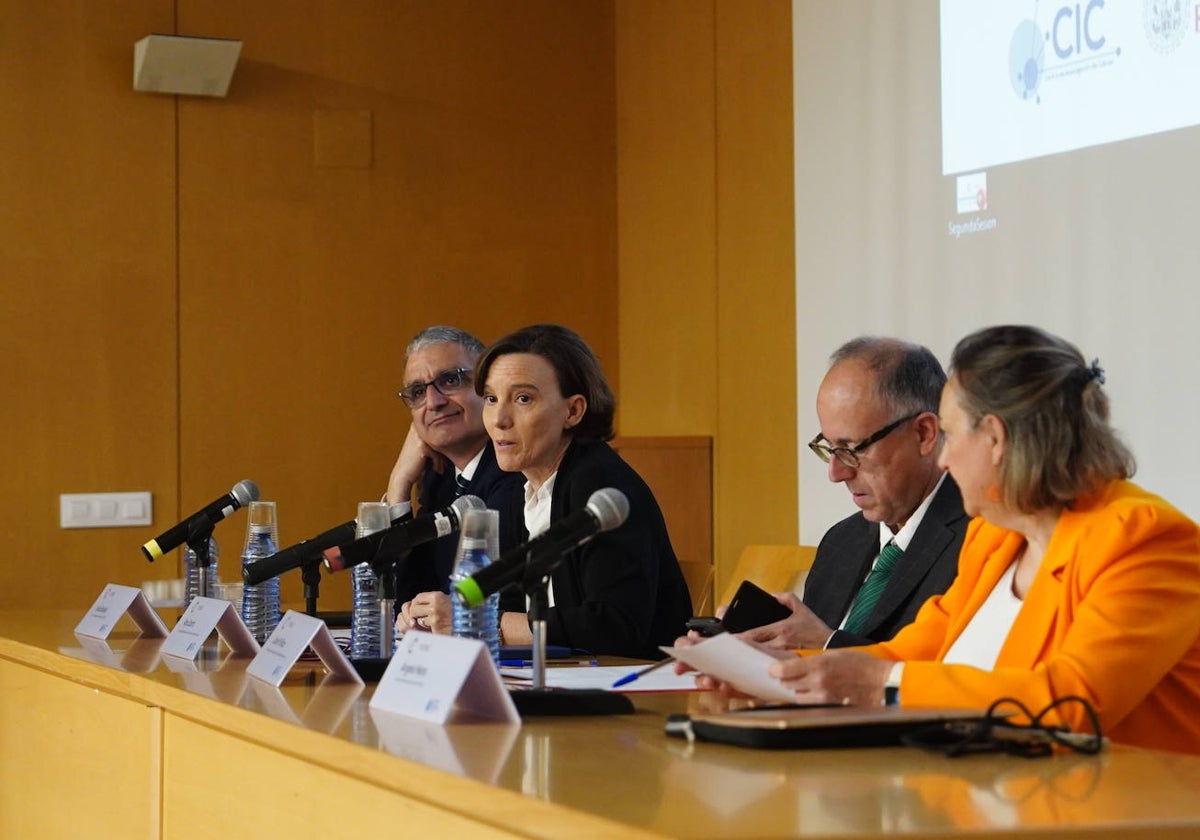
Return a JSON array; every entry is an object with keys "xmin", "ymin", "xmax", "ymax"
[{"xmin": 949, "ymin": 325, "xmax": 1135, "ymax": 513}]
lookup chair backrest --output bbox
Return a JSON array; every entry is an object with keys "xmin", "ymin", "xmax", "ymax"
[
  {"xmin": 718, "ymin": 544, "xmax": 818, "ymax": 608},
  {"xmin": 610, "ymin": 435, "xmax": 714, "ymax": 616}
]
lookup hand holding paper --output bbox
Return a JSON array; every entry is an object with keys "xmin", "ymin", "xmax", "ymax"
[{"xmin": 660, "ymin": 633, "xmax": 798, "ymax": 703}]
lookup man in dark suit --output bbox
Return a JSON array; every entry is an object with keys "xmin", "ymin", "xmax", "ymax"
[
  {"xmin": 385, "ymin": 326, "xmax": 522, "ymax": 631},
  {"xmin": 740, "ymin": 337, "xmax": 967, "ymax": 649}
]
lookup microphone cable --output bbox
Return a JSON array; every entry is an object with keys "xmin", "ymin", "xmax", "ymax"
[{"xmin": 901, "ymin": 695, "xmax": 1105, "ymax": 758}]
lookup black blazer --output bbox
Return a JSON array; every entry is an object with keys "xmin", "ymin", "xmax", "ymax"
[
  {"xmin": 803, "ymin": 476, "xmax": 967, "ymax": 648},
  {"xmin": 393, "ymin": 440, "xmax": 524, "ymax": 605},
  {"xmin": 497, "ymin": 439, "xmax": 693, "ymax": 660}
]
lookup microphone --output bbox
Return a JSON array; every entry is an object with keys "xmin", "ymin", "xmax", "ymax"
[
  {"xmin": 453, "ymin": 487, "xmax": 629, "ymax": 608},
  {"xmin": 242, "ymin": 518, "xmax": 360, "ymax": 586},
  {"xmin": 141, "ymin": 480, "xmax": 260, "ymax": 562},
  {"xmin": 322, "ymin": 494, "xmax": 486, "ymax": 573}
]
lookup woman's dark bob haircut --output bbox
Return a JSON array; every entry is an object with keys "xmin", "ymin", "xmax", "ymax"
[{"xmin": 476, "ymin": 323, "xmax": 616, "ymax": 442}]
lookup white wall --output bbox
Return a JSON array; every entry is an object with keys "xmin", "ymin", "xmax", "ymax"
[{"xmin": 794, "ymin": 0, "xmax": 1200, "ymax": 542}]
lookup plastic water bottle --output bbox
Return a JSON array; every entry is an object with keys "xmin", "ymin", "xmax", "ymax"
[
  {"xmin": 183, "ymin": 536, "xmax": 219, "ymax": 611},
  {"xmin": 350, "ymin": 502, "xmax": 390, "ymax": 659},
  {"xmin": 240, "ymin": 501, "xmax": 281, "ymax": 643},
  {"xmin": 450, "ymin": 508, "xmax": 500, "ymax": 665},
  {"xmin": 350, "ymin": 564, "xmax": 381, "ymax": 659}
]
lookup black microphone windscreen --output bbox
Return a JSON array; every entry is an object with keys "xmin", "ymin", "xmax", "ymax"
[
  {"xmin": 232, "ymin": 479, "xmax": 260, "ymax": 506},
  {"xmin": 450, "ymin": 494, "xmax": 486, "ymax": 521},
  {"xmin": 586, "ymin": 488, "xmax": 629, "ymax": 532}
]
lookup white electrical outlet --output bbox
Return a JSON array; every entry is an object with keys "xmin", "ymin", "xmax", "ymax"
[{"xmin": 60, "ymin": 492, "xmax": 153, "ymax": 529}]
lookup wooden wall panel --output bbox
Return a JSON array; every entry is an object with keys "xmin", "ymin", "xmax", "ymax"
[
  {"xmin": 1, "ymin": 0, "xmax": 796, "ymax": 615},
  {"xmin": 173, "ymin": 1, "xmax": 618, "ymax": 610},
  {"xmin": 615, "ymin": 1, "xmax": 718, "ymax": 435},
  {"xmin": 612, "ymin": 436, "xmax": 713, "ymax": 612},
  {"xmin": 712, "ymin": 0, "xmax": 796, "ymax": 594},
  {"xmin": 0, "ymin": 658, "xmax": 161, "ymax": 838},
  {"xmin": 0, "ymin": 1, "xmax": 617, "ymax": 612},
  {"xmin": 0, "ymin": 0, "xmax": 178, "ymax": 609},
  {"xmin": 162, "ymin": 715, "xmax": 521, "ymax": 839},
  {"xmin": 616, "ymin": 1, "xmax": 795, "ymax": 599}
]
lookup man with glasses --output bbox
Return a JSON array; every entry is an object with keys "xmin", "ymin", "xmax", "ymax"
[
  {"xmin": 740, "ymin": 337, "xmax": 966, "ymax": 650},
  {"xmin": 386, "ymin": 326, "xmax": 523, "ymax": 629}
]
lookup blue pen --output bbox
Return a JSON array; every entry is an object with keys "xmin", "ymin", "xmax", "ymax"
[{"xmin": 612, "ymin": 658, "xmax": 672, "ymax": 688}]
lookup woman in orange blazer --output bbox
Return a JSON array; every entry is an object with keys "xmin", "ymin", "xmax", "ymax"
[{"xmin": 741, "ymin": 326, "xmax": 1200, "ymax": 754}]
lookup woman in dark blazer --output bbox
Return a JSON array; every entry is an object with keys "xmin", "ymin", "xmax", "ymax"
[
  {"xmin": 482, "ymin": 324, "xmax": 691, "ymax": 660},
  {"xmin": 398, "ymin": 323, "xmax": 691, "ymax": 659}
]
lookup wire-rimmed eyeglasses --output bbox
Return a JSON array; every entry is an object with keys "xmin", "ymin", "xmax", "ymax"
[
  {"xmin": 398, "ymin": 368, "xmax": 473, "ymax": 408},
  {"xmin": 808, "ymin": 413, "xmax": 919, "ymax": 469}
]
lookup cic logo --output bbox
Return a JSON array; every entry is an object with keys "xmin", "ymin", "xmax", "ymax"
[{"xmin": 1008, "ymin": 0, "xmax": 1119, "ymax": 104}]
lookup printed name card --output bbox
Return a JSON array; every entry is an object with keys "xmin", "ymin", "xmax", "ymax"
[
  {"xmin": 370, "ymin": 632, "xmax": 519, "ymax": 725},
  {"xmin": 246, "ymin": 610, "xmax": 362, "ymax": 687},
  {"xmin": 161, "ymin": 596, "xmax": 260, "ymax": 660},
  {"xmin": 75, "ymin": 583, "xmax": 169, "ymax": 640}
]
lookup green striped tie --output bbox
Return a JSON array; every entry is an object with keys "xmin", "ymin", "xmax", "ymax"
[{"xmin": 843, "ymin": 541, "xmax": 903, "ymax": 634}]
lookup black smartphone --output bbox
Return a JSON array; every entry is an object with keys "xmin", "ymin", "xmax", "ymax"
[
  {"xmin": 685, "ymin": 615, "xmax": 726, "ymax": 637},
  {"xmin": 720, "ymin": 579, "xmax": 792, "ymax": 633}
]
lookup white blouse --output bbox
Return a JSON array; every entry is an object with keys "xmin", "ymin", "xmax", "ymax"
[{"xmin": 942, "ymin": 562, "xmax": 1024, "ymax": 670}]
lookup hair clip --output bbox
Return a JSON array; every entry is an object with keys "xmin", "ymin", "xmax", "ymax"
[{"xmin": 1088, "ymin": 359, "xmax": 1106, "ymax": 386}]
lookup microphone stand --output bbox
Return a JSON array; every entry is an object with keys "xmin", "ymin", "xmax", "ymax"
[
  {"xmin": 371, "ymin": 550, "xmax": 398, "ymax": 660},
  {"xmin": 300, "ymin": 555, "xmax": 323, "ymax": 617},
  {"xmin": 184, "ymin": 523, "xmax": 220, "ymax": 661},
  {"xmin": 299, "ymin": 552, "xmax": 350, "ymax": 629},
  {"xmin": 184, "ymin": 521, "xmax": 217, "ymax": 601},
  {"xmin": 528, "ymin": 581, "xmax": 550, "ymax": 690},
  {"xmin": 338, "ymin": 545, "xmax": 400, "ymax": 683},
  {"xmin": 507, "ymin": 547, "xmax": 633, "ymax": 717}
]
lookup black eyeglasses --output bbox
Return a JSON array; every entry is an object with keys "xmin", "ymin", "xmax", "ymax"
[
  {"xmin": 398, "ymin": 368, "xmax": 473, "ymax": 408},
  {"xmin": 808, "ymin": 413, "xmax": 919, "ymax": 469}
]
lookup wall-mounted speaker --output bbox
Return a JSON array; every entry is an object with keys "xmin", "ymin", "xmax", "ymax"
[{"xmin": 133, "ymin": 34, "xmax": 242, "ymax": 98}]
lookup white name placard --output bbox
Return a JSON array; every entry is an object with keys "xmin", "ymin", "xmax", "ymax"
[
  {"xmin": 246, "ymin": 610, "xmax": 362, "ymax": 687},
  {"xmin": 75, "ymin": 583, "xmax": 169, "ymax": 640},
  {"xmin": 370, "ymin": 633, "xmax": 519, "ymax": 725},
  {"xmin": 160, "ymin": 596, "xmax": 259, "ymax": 660}
]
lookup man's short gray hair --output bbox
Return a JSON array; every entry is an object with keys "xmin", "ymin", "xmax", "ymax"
[
  {"xmin": 405, "ymin": 325, "xmax": 485, "ymax": 360},
  {"xmin": 829, "ymin": 336, "xmax": 946, "ymax": 417}
]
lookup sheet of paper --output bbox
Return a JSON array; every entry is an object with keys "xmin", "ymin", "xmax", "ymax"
[{"xmin": 660, "ymin": 633, "xmax": 796, "ymax": 703}]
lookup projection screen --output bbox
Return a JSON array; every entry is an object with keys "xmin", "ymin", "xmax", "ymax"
[{"xmin": 795, "ymin": 0, "xmax": 1200, "ymax": 543}]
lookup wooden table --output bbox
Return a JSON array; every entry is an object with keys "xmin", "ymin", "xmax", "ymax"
[{"xmin": 3, "ymin": 609, "xmax": 1200, "ymax": 839}]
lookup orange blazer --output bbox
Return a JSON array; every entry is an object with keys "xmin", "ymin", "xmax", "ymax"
[{"xmin": 869, "ymin": 480, "xmax": 1200, "ymax": 754}]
